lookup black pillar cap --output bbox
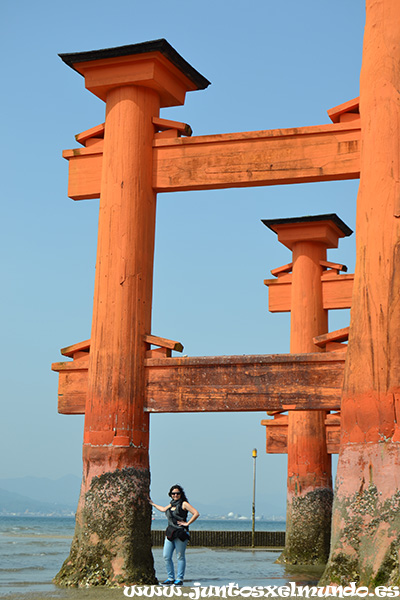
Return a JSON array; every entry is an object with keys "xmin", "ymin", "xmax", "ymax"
[
  {"xmin": 261, "ymin": 214, "xmax": 353, "ymax": 237},
  {"xmin": 59, "ymin": 39, "xmax": 211, "ymax": 91}
]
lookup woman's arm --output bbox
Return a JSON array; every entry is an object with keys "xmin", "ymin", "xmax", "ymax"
[
  {"xmin": 177, "ymin": 501, "xmax": 200, "ymax": 526},
  {"xmin": 149, "ymin": 499, "xmax": 170, "ymax": 513}
]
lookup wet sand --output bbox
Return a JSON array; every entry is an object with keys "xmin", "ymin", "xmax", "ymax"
[
  {"xmin": 0, "ymin": 538, "xmax": 379, "ymax": 599},
  {"xmin": 0, "ymin": 548, "xmax": 325, "ymax": 600},
  {"xmin": 0, "ymin": 588, "xmax": 385, "ymax": 600}
]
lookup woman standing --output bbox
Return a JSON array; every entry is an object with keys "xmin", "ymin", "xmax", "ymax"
[{"xmin": 150, "ymin": 484, "xmax": 199, "ymax": 586}]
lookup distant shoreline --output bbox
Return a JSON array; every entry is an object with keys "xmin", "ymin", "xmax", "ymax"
[{"xmin": 0, "ymin": 514, "xmax": 286, "ymax": 521}]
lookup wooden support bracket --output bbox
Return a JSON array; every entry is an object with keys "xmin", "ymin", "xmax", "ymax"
[
  {"xmin": 74, "ymin": 117, "xmax": 193, "ymax": 149},
  {"xmin": 270, "ymin": 263, "xmax": 293, "ymax": 277},
  {"xmin": 144, "ymin": 334, "xmax": 184, "ymax": 358},
  {"xmin": 153, "ymin": 116, "xmax": 192, "ymax": 138},
  {"xmin": 320, "ymin": 260, "xmax": 348, "ymax": 273},
  {"xmin": 313, "ymin": 326, "xmax": 349, "ymax": 349},
  {"xmin": 327, "ymin": 97, "xmax": 359, "ymax": 124},
  {"xmin": 75, "ymin": 123, "xmax": 105, "ymax": 146},
  {"xmin": 60, "ymin": 339, "xmax": 90, "ymax": 360}
]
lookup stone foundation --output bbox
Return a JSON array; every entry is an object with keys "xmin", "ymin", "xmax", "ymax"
[
  {"xmin": 54, "ymin": 466, "xmax": 157, "ymax": 587},
  {"xmin": 320, "ymin": 443, "xmax": 400, "ymax": 587},
  {"xmin": 278, "ymin": 488, "xmax": 333, "ymax": 565}
]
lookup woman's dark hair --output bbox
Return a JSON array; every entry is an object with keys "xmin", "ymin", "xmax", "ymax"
[{"xmin": 168, "ymin": 484, "xmax": 188, "ymax": 502}]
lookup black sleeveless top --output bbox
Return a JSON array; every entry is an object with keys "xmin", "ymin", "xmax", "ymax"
[{"xmin": 165, "ymin": 499, "xmax": 189, "ymax": 540}]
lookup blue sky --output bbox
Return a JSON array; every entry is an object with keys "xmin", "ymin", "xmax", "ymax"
[{"xmin": 1, "ymin": 1, "xmax": 364, "ymax": 516}]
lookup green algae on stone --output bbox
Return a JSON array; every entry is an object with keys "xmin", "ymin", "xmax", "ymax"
[
  {"xmin": 54, "ymin": 467, "xmax": 157, "ymax": 587},
  {"xmin": 278, "ymin": 488, "xmax": 333, "ymax": 565},
  {"xmin": 320, "ymin": 552, "xmax": 360, "ymax": 586},
  {"xmin": 321, "ymin": 484, "xmax": 400, "ymax": 587},
  {"xmin": 371, "ymin": 539, "xmax": 400, "ymax": 587}
]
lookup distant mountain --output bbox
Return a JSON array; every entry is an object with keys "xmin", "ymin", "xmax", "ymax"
[
  {"xmin": 0, "ymin": 475, "xmax": 285, "ymax": 519},
  {"xmin": 0, "ymin": 475, "xmax": 81, "ymax": 515},
  {"xmin": 0, "ymin": 487, "xmax": 75, "ymax": 516},
  {"xmin": 0, "ymin": 474, "xmax": 81, "ymax": 506}
]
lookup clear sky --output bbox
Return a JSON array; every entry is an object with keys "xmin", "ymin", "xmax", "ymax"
[{"xmin": 1, "ymin": 0, "xmax": 364, "ymax": 516}]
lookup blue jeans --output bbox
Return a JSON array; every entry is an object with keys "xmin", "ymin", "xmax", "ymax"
[{"xmin": 163, "ymin": 537, "xmax": 188, "ymax": 581}]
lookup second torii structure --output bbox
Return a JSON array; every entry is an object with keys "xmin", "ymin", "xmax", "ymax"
[
  {"xmin": 262, "ymin": 213, "xmax": 353, "ymax": 565},
  {"xmin": 52, "ymin": 0, "xmax": 400, "ymax": 586}
]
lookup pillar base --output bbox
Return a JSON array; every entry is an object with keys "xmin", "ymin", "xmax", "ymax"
[
  {"xmin": 320, "ymin": 442, "xmax": 400, "ymax": 587},
  {"xmin": 277, "ymin": 487, "xmax": 333, "ymax": 565},
  {"xmin": 54, "ymin": 448, "xmax": 156, "ymax": 587}
]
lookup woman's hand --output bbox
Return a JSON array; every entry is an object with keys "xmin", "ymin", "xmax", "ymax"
[
  {"xmin": 149, "ymin": 500, "xmax": 169, "ymax": 512},
  {"xmin": 177, "ymin": 520, "xmax": 189, "ymax": 527}
]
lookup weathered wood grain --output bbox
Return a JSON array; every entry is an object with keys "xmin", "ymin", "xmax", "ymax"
[
  {"xmin": 145, "ymin": 352, "xmax": 345, "ymax": 412},
  {"xmin": 153, "ymin": 122, "xmax": 360, "ymax": 192},
  {"xmin": 53, "ymin": 352, "xmax": 345, "ymax": 415},
  {"xmin": 63, "ymin": 121, "xmax": 360, "ymax": 200}
]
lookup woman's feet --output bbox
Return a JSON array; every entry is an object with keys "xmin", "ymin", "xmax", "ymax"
[{"xmin": 161, "ymin": 578, "xmax": 183, "ymax": 586}]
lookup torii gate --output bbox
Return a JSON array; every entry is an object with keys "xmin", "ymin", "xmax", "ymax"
[
  {"xmin": 52, "ymin": 0, "xmax": 400, "ymax": 585},
  {"xmin": 51, "ymin": 40, "xmax": 354, "ymax": 586}
]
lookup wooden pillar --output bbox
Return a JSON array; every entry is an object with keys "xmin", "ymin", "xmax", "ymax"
[
  {"xmin": 321, "ymin": 0, "xmax": 400, "ymax": 586},
  {"xmin": 264, "ymin": 215, "xmax": 351, "ymax": 564},
  {"xmin": 54, "ymin": 41, "xmax": 209, "ymax": 587},
  {"xmin": 84, "ymin": 83, "xmax": 159, "ymax": 454}
]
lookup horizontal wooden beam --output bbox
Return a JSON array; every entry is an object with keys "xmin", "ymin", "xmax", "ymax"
[
  {"xmin": 51, "ymin": 351, "xmax": 345, "ymax": 414},
  {"xmin": 153, "ymin": 121, "xmax": 360, "ymax": 192},
  {"xmin": 261, "ymin": 412, "xmax": 341, "ymax": 454},
  {"xmin": 62, "ymin": 121, "xmax": 360, "ymax": 200},
  {"xmin": 145, "ymin": 353, "xmax": 344, "ymax": 412},
  {"xmin": 264, "ymin": 272, "xmax": 354, "ymax": 312},
  {"xmin": 55, "ymin": 353, "xmax": 343, "ymax": 414}
]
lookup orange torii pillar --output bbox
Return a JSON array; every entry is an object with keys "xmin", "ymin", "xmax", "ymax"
[
  {"xmin": 263, "ymin": 214, "xmax": 352, "ymax": 564},
  {"xmin": 322, "ymin": 0, "xmax": 400, "ymax": 586},
  {"xmin": 54, "ymin": 41, "xmax": 209, "ymax": 587}
]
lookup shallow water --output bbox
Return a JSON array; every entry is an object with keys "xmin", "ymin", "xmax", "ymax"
[{"xmin": 0, "ymin": 517, "xmax": 324, "ymax": 599}]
